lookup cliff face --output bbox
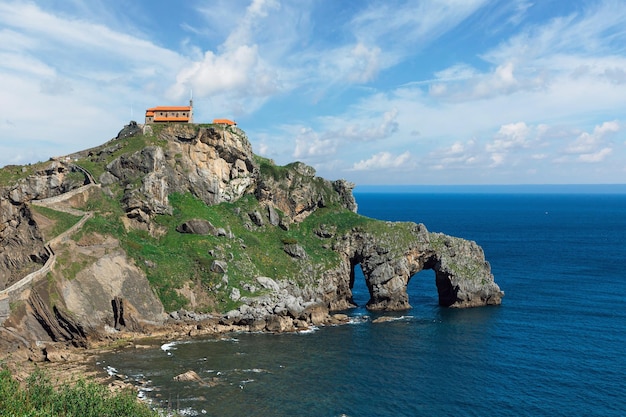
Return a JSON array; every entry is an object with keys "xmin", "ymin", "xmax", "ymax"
[
  {"xmin": 0, "ymin": 162, "xmax": 86, "ymax": 289},
  {"xmin": 255, "ymin": 161, "xmax": 357, "ymax": 222},
  {"xmin": 0, "ymin": 122, "xmax": 503, "ymax": 348},
  {"xmin": 99, "ymin": 124, "xmax": 258, "ymax": 231}
]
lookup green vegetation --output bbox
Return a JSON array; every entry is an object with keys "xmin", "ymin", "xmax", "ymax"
[
  {"xmin": 74, "ymin": 127, "xmax": 167, "ymax": 181},
  {"xmin": 256, "ymin": 155, "xmax": 290, "ymax": 181},
  {"xmin": 55, "ymin": 250, "xmax": 96, "ymax": 281},
  {"xmin": 9, "ymin": 125, "xmax": 422, "ymax": 313},
  {"xmin": 0, "ymin": 366, "xmax": 159, "ymax": 417},
  {"xmin": 0, "ymin": 161, "xmax": 47, "ymax": 188},
  {"xmin": 65, "ymin": 178, "xmax": 423, "ymax": 313},
  {"xmin": 30, "ymin": 205, "xmax": 82, "ymax": 240}
]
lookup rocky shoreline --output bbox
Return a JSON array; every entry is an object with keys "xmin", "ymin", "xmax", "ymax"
[
  {"xmin": 0, "ymin": 122, "xmax": 503, "ymax": 400},
  {"xmin": 0, "ymin": 307, "xmax": 354, "ymax": 397}
]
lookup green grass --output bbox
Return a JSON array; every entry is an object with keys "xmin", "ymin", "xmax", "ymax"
[
  {"xmin": 17, "ymin": 125, "xmax": 427, "ymax": 314},
  {"xmin": 0, "ymin": 365, "xmax": 160, "ymax": 417},
  {"xmin": 74, "ymin": 127, "xmax": 167, "ymax": 182},
  {"xmin": 30, "ymin": 205, "xmax": 82, "ymax": 240},
  {"xmin": 67, "ymin": 186, "xmax": 424, "ymax": 313},
  {"xmin": 113, "ymin": 192, "xmax": 368, "ymax": 312},
  {"xmin": 55, "ymin": 250, "xmax": 96, "ymax": 281},
  {"xmin": 0, "ymin": 161, "xmax": 48, "ymax": 188},
  {"xmin": 257, "ymin": 156, "xmax": 290, "ymax": 181}
]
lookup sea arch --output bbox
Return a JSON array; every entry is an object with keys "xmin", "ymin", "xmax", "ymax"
[{"xmin": 335, "ymin": 226, "xmax": 503, "ymax": 311}]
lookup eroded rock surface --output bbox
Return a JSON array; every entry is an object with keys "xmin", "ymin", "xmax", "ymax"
[{"xmin": 0, "ymin": 122, "xmax": 504, "ymax": 351}]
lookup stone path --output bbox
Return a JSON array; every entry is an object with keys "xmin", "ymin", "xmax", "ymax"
[{"xmin": 0, "ymin": 174, "xmax": 99, "ymax": 322}]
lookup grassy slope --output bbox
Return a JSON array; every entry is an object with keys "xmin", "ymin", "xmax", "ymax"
[
  {"xmin": 4, "ymin": 124, "xmax": 425, "ymax": 313},
  {"xmin": 29, "ymin": 205, "xmax": 82, "ymax": 241}
]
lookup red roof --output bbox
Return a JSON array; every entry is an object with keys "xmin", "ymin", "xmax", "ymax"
[
  {"xmin": 146, "ymin": 106, "xmax": 191, "ymax": 112},
  {"xmin": 213, "ymin": 119, "xmax": 236, "ymax": 125}
]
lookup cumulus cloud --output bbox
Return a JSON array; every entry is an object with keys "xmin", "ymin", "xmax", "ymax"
[
  {"xmin": 293, "ymin": 128, "xmax": 337, "ymax": 159},
  {"xmin": 430, "ymin": 60, "xmax": 529, "ymax": 100},
  {"xmin": 167, "ymin": 0, "xmax": 282, "ymax": 109},
  {"xmin": 565, "ymin": 121, "xmax": 620, "ymax": 155},
  {"xmin": 578, "ymin": 147, "xmax": 613, "ymax": 163},
  {"xmin": 334, "ymin": 109, "xmax": 399, "ymax": 141},
  {"xmin": 168, "ymin": 45, "xmax": 271, "ymax": 98},
  {"xmin": 350, "ymin": 151, "xmax": 412, "ymax": 171},
  {"xmin": 486, "ymin": 122, "xmax": 532, "ymax": 152},
  {"xmin": 429, "ymin": 139, "xmax": 481, "ymax": 170},
  {"xmin": 565, "ymin": 120, "xmax": 619, "ymax": 156}
]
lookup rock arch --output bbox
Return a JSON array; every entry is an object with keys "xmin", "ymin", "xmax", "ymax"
[{"xmin": 335, "ymin": 225, "xmax": 504, "ymax": 311}]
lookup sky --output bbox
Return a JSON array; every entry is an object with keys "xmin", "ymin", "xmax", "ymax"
[{"xmin": 1, "ymin": 0, "xmax": 625, "ymax": 185}]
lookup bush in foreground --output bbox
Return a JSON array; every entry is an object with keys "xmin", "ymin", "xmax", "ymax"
[{"xmin": 0, "ymin": 366, "xmax": 159, "ymax": 417}]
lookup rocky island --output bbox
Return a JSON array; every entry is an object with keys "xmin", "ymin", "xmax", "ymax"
[{"xmin": 0, "ymin": 122, "xmax": 504, "ymax": 361}]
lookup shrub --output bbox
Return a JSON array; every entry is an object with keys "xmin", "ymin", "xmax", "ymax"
[{"xmin": 0, "ymin": 365, "xmax": 160, "ymax": 417}]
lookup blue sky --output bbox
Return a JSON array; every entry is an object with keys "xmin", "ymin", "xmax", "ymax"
[{"xmin": 1, "ymin": 0, "xmax": 625, "ymax": 185}]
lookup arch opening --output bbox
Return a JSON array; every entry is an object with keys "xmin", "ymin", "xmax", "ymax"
[
  {"xmin": 406, "ymin": 268, "xmax": 438, "ymax": 310},
  {"xmin": 349, "ymin": 259, "xmax": 371, "ymax": 307}
]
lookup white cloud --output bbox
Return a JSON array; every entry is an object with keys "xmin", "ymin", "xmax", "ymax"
[
  {"xmin": 168, "ymin": 45, "xmax": 266, "ymax": 98},
  {"xmin": 434, "ymin": 64, "xmax": 479, "ymax": 82},
  {"xmin": 489, "ymin": 153, "xmax": 506, "ymax": 167},
  {"xmin": 223, "ymin": 0, "xmax": 280, "ymax": 50},
  {"xmin": 293, "ymin": 128, "xmax": 337, "ymax": 159},
  {"xmin": 486, "ymin": 122, "xmax": 532, "ymax": 152},
  {"xmin": 346, "ymin": 43, "xmax": 381, "ymax": 83},
  {"xmin": 578, "ymin": 147, "xmax": 613, "ymax": 163},
  {"xmin": 350, "ymin": 151, "xmax": 412, "ymax": 171},
  {"xmin": 423, "ymin": 2, "xmax": 626, "ymax": 104},
  {"xmin": 0, "ymin": 1, "xmax": 188, "ymax": 166},
  {"xmin": 350, "ymin": 1, "xmax": 489, "ymax": 55},
  {"xmin": 334, "ymin": 109, "xmax": 399, "ymax": 142},
  {"xmin": 565, "ymin": 121, "xmax": 619, "ymax": 154}
]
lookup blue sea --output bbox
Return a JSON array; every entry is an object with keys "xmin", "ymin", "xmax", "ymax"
[{"xmin": 99, "ymin": 187, "xmax": 626, "ymax": 416}]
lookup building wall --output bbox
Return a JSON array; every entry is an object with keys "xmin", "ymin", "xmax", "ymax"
[{"xmin": 145, "ymin": 105, "xmax": 192, "ymax": 124}]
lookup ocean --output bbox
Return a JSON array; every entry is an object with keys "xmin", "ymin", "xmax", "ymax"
[{"xmin": 98, "ymin": 188, "xmax": 626, "ymax": 416}]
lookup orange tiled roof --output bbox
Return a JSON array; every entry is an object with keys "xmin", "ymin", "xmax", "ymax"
[
  {"xmin": 146, "ymin": 106, "xmax": 191, "ymax": 112},
  {"xmin": 213, "ymin": 118, "xmax": 236, "ymax": 125}
]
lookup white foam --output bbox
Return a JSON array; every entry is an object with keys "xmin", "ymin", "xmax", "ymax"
[
  {"xmin": 348, "ymin": 315, "xmax": 370, "ymax": 325},
  {"xmin": 160, "ymin": 340, "xmax": 194, "ymax": 352},
  {"xmin": 296, "ymin": 325, "xmax": 319, "ymax": 334},
  {"xmin": 160, "ymin": 341, "xmax": 179, "ymax": 351},
  {"xmin": 219, "ymin": 337, "xmax": 239, "ymax": 342}
]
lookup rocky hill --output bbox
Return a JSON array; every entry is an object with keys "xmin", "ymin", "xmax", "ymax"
[{"xmin": 0, "ymin": 122, "xmax": 503, "ymax": 352}]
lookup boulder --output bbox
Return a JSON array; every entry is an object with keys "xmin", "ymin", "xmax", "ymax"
[
  {"xmin": 230, "ymin": 287, "xmax": 241, "ymax": 301},
  {"xmin": 248, "ymin": 210, "xmax": 264, "ymax": 227},
  {"xmin": 265, "ymin": 315, "xmax": 295, "ymax": 333},
  {"xmin": 176, "ymin": 219, "xmax": 217, "ymax": 235},
  {"xmin": 284, "ymin": 243, "xmax": 307, "ymax": 259},
  {"xmin": 267, "ymin": 205, "xmax": 280, "ymax": 226},
  {"xmin": 210, "ymin": 260, "xmax": 228, "ymax": 274},
  {"xmin": 256, "ymin": 276, "xmax": 280, "ymax": 292},
  {"xmin": 174, "ymin": 370, "xmax": 203, "ymax": 383}
]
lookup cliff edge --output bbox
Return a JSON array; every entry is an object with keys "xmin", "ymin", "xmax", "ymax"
[{"xmin": 0, "ymin": 122, "xmax": 503, "ymax": 351}]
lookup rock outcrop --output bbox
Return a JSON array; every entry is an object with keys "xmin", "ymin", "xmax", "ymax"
[
  {"xmin": 255, "ymin": 161, "xmax": 357, "ymax": 222},
  {"xmin": 0, "ymin": 121, "xmax": 503, "ymax": 350},
  {"xmin": 100, "ymin": 125, "xmax": 258, "ymax": 228},
  {"xmin": 219, "ymin": 222, "xmax": 503, "ymax": 329},
  {"xmin": 0, "ymin": 161, "xmax": 89, "ymax": 290}
]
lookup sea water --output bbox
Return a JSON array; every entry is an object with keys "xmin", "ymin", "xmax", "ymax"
[{"xmin": 98, "ymin": 188, "xmax": 626, "ymax": 416}]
